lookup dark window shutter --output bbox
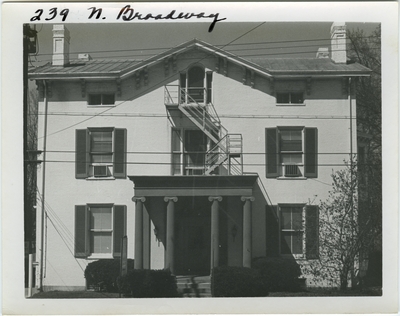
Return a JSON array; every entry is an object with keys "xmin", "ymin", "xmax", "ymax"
[
  {"xmin": 304, "ymin": 128, "xmax": 318, "ymax": 178},
  {"xmin": 266, "ymin": 205, "xmax": 280, "ymax": 256},
  {"xmin": 266, "ymin": 128, "xmax": 279, "ymax": 178},
  {"xmin": 113, "ymin": 129, "xmax": 127, "ymax": 178},
  {"xmin": 113, "ymin": 205, "xmax": 127, "ymax": 258},
  {"xmin": 75, "ymin": 129, "xmax": 89, "ymax": 178},
  {"xmin": 180, "ymin": 73, "xmax": 186, "ymax": 103},
  {"xmin": 75, "ymin": 205, "xmax": 89, "ymax": 258},
  {"xmin": 206, "ymin": 72, "xmax": 212, "ymax": 103},
  {"xmin": 305, "ymin": 205, "xmax": 319, "ymax": 259}
]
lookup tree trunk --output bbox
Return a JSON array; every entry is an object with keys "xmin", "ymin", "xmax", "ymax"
[{"xmin": 340, "ymin": 268, "xmax": 349, "ymax": 291}]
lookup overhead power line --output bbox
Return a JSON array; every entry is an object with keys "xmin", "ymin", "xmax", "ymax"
[
  {"xmin": 26, "ymin": 160, "xmax": 378, "ymax": 167},
  {"xmin": 32, "ymin": 112, "xmax": 358, "ymax": 120},
  {"xmin": 31, "ymin": 46, "xmax": 381, "ymax": 64},
  {"xmin": 36, "ymin": 22, "xmax": 267, "ymax": 139},
  {"xmin": 33, "ymin": 35, "xmax": 380, "ymax": 58}
]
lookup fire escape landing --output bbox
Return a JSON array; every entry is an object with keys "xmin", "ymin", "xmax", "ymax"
[{"xmin": 164, "ymin": 85, "xmax": 243, "ymax": 175}]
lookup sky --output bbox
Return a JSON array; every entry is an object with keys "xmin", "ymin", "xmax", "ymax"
[{"xmin": 28, "ymin": 22, "xmax": 380, "ymax": 67}]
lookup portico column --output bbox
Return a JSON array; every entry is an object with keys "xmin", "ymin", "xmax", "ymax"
[
  {"xmin": 209, "ymin": 196, "xmax": 222, "ymax": 269},
  {"xmin": 241, "ymin": 196, "xmax": 255, "ymax": 268},
  {"xmin": 164, "ymin": 197, "xmax": 178, "ymax": 274},
  {"xmin": 132, "ymin": 197, "xmax": 146, "ymax": 269}
]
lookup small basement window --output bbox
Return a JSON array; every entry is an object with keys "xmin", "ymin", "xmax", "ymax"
[
  {"xmin": 276, "ymin": 92, "xmax": 304, "ymax": 105},
  {"xmin": 88, "ymin": 94, "xmax": 115, "ymax": 106}
]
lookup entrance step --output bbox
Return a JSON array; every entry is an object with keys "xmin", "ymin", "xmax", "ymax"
[{"xmin": 176, "ymin": 275, "xmax": 211, "ymax": 298}]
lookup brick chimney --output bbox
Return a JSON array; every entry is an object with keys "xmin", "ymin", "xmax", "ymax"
[
  {"xmin": 330, "ymin": 22, "xmax": 347, "ymax": 64},
  {"xmin": 52, "ymin": 25, "xmax": 70, "ymax": 66}
]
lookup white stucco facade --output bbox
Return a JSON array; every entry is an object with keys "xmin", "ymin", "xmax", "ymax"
[{"xmin": 31, "ymin": 29, "xmax": 368, "ymax": 290}]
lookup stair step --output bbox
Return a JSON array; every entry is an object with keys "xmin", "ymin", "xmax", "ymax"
[{"xmin": 176, "ymin": 275, "xmax": 212, "ymax": 298}]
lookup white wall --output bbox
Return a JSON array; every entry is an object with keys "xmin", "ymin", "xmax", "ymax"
[{"xmin": 35, "ymin": 52, "xmax": 357, "ymax": 288}]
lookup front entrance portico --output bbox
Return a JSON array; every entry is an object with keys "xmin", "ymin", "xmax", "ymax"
[{"xmin": 129, "ymin": 175, "xmax": 258, "ymax": 275}]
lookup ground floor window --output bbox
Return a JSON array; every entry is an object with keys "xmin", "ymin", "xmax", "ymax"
[
  {"xmin": 279, "ymin": 204, "xmax": 319, "ymax": 259},
  {"xmin": 74, "ymin": 204, "xmax": 126, "ymax": 258}
]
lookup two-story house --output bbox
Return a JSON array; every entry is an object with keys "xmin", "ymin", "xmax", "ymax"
[{"xmin": 28, "ymin": 23, "xmax": 370, "ymax": 291}]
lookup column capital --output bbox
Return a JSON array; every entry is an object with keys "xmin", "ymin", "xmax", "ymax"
[
  {"xmin": 164, "ymin": 196, "xmax": 178, "ymax": 203},
  {"xmin": 208, "ymin": 196, "xmax": 223, "ymax": 202},
  {"xmin": 132, "ymin": 196, "xmax": 146, "ymax": 203},
  {"xmin": 241, "ymin": 196, "xmax": 255, "ymax": 202}
]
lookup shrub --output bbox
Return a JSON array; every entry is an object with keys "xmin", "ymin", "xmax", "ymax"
[
  {"xmin": 212, "ymin": 266, "xmax": 268, "ymax": 297},
  {"xmin": 252, "ymin": 257, "xmax": 302, "ymax": 292},
  {"xmin": 118, "ymin": 269, "xmax": 179, "ymax": 298},
  {"xmin": 84, "ymin": 259, "xmax": 134, "ymax": 292}
]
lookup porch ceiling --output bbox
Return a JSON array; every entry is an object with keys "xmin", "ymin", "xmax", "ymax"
[{"xmin": 129, "ymin": 175, "xmax": 258, "ymax": 197}]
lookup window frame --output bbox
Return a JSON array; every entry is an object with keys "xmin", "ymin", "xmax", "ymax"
[
  {"xmin": 89, "ymin": 128, "xmax": 115, "ymax": 178},
  {"xmin": 74, "ymin": 204, "xmax": 127, "ymax": 259},
  {"xmin": 88, "ymin": 93, "xmax": 116, "ymax": 107},
  {"xmin": 266, "ymin": 127, "xmax": 318, "ymax": 179},
  {"xmin": 278, "ymin": 127, "xmax": 304, "ymax": 178},
  {"xmin": 171, "ymin": 127, "xmax": 210, "ymax": 175},
  {"xmin": 87, "ymin": 204, "xmax": 114, "ymax": 258},
  {"xmin": 279, "ymin": 204, "xmax": 306, "ymax": 259},
  {"xmin": 76, "ymin": 127, "xmax": 127, "ymax": 179},
  {"xmin": 276, "ymin": 91, "xmax": 305, "ymax": 106}
]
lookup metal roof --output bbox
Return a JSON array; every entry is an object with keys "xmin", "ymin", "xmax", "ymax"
[
  {"xmin": 28, "ymin": 39, "xmax": 371, "ymax": 80},
  {"xmin": 245, "ymin": 57, "xmax": 371, "ymax": 75}
]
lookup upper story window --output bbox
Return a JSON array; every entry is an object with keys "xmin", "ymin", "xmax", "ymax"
[
  {"xmin": 171, "ymin": 128, "xmax": 208, "ymax": 175},
  {"xmin": 179, "ymin": 66, "xmax": 212, "ymax": 104},
  {"xmin": 75, "ymin": 128, "xmax": 127, "ymax": 179},
  {"xmin": 74, "ymin": 204, "xmax": 126, "ymax": 259},
  {"xmin": 276, "ymin": 92, "xmax": 304, "ymax": 105},
  {"xmin": 88, "ymin": 93, "xmax": 115, "ymax": 106},
  {"xmin": 279, "ymin": 204, "xmax": 319, "ymax": 259},
  {"xmin": 265, "ymin": 127, "xmax": 318, "ymax": 178}
]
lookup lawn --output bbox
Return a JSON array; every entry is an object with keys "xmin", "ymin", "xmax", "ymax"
[
  {"xmin": 31, "ymin": 287, "xmax": 381, "ymax": 298},
  {"xmin": 31, "ymin": 291, "xmax": 120, "ymax": 299}
]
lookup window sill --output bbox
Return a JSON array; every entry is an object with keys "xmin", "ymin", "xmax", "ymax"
[
  {"xmin": 87, "ymin": 105, "xmax": 116, "ymax": 108},
  {"xmin": 86, "ymin": 176, "xmax": 116, "ymax": 181},
  {"xmin": 277, "ymin": 176, "xmax": 307, "ymax": 180},
  {"xmin": 87, "ymin": 254, "xmax": 113, "ymax": 260},
  {"xmin": 276, "ymin": 103, "xmax": 306, "ymax": 106},
  {"xmin": 280, "ymin": 254, "xmax": 306, "ymax": 260}
]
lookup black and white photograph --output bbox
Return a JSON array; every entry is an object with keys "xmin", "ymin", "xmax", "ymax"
[{"xmin": 2, "ymin": 2, "xmax": 398, "ymax": 315}]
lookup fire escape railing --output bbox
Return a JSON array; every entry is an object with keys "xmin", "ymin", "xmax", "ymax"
[{"xmin": 165, "ymin": 85, "xmax": 242, "ymax": 175}]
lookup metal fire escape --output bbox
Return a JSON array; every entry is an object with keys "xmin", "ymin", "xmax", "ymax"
[{"xmin": 164, "ymin": 85, "xmax": 243, "ymax": 175}]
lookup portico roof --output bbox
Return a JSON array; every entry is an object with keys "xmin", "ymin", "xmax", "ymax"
[{"xmin": 129, "ymin": 175, "xmax": 259, "ymax": 197}]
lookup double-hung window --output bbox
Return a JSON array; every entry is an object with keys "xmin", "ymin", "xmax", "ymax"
[
  {"xmin": 276, "ymin": 92, "xmax": 304, "ymax": 105},
  {"xmin": 266, "ymin": 127, "xmax": 318, "ymax": 178},
  {"xmin": 75, "ymin": 128, "xmax": 127, "ymax": 179},
  {"xmin": 280, "ymin": 129, "xmax": 303, "ymax": 177},
  {"xmin": 171, "ymin": 128, "xmax": 208, "ymax": 175},
  {"xmin": 279, "ymin": 204, "xmax": 319, "ymax": 259},
  {"xmin": 75, "ymin": 204, "xmax": 126, "ymax": 258}
]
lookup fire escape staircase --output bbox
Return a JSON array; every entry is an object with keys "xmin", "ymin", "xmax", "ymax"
[{"xmin": 165, "ymin": 85, "xmax": 243, "ymax": 175}]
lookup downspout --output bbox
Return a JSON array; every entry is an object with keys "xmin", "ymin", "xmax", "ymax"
[
  {"xmin": 349, "ymin": 77, "xmax": 356, "ymax": 288},
  {"xmin": 39, "ymin": 80, "xmax": 48, "ymax": 291}
]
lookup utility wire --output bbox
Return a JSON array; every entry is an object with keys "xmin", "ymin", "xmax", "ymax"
[
  {"xmin": 31, "ymin": 112, "xmax": 359, "ymax": 120},
  {"xmin": 32, "ymin": 35, "xmax": 380, "ymax": 58},
  {"xmin": 26, "ymin": 160, "xmax": 378, "ymax": 167},
  {"xmin": 37, "ymin": 187, "xmax": 86, "ymax": 272},
  {"xmin": 31, "ymin": 46, "xmax": 381, "ymax": 63},
  {"xmin": 37, "ymin": 22, "xmax": 267, "ymax": 139},
  {"xmin": 40, "ymin": 150, "xmax": 361, "ymax": 155}
]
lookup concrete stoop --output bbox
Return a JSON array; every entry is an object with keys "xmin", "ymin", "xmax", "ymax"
[{"xmin": 176, "ymin": 275, "xmax": 211, "ymax": 298}]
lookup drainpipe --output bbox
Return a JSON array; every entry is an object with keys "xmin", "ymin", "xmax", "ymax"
[
  {"xmin": 349, "ymin": 77, "xmax": 355, "ymax": 288},
  {"xmin": 39, "ymin": 80, "xmax": 48, "ymax": 291}
]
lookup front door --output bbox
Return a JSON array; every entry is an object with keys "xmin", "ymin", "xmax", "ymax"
[{"xmin": 175, "ymin": 215, "xmax": 211, "ymax": 275}]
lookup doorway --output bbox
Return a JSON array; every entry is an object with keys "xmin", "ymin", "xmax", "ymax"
[{"xmin": 175, "ymin": 198, "xmax": 211, "ymax": 275}]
